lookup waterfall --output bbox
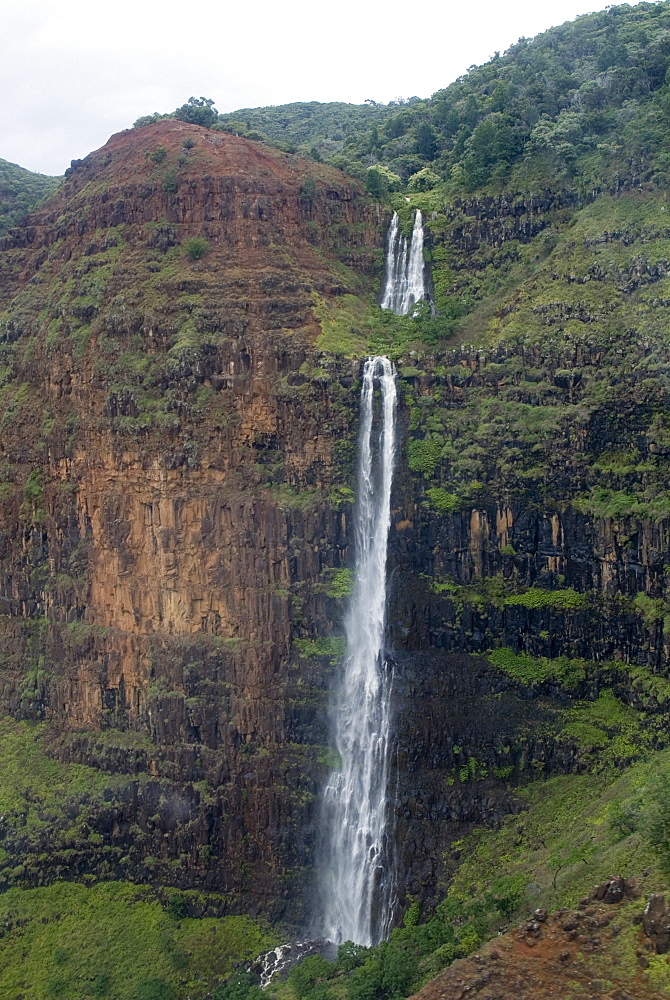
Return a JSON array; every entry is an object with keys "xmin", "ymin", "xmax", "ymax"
[
  {"xmin": 319, "ymin": 356, "xmax": 397, "ymax": 946},
  {"xmin": 380, "ymin": 210, "xmax": 426, "ymax": 315}
]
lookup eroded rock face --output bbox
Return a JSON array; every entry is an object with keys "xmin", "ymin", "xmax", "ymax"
[
  {"xmin": 0, "ymin": 121, "xmax": 379, "ymax": 918},
  {"xmin": 643, "ymin": 895, "xmax": 670, "ymax": 954},
  {"xmin": 0, "ymin": 123, "xmax": 669, "ymax": 928}
]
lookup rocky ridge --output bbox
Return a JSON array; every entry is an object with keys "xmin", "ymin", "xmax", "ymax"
[{"xmin": 409, "ymin": 878, "xmax": 670, "ymax": 1000}]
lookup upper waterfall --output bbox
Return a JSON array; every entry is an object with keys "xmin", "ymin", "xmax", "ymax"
[
  {"xmin": 380, "ymin": 209, "xmax": 426, "ymax": 315},
  {"xmin": 318, "ymin": 356, "xmax": 397, "ymax": 947}
]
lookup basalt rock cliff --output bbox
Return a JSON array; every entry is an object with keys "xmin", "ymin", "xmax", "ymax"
[
  {"xmin": 0, "ymin": 120, "xmax": 382, "ymax": 918},
  {"xmin": 1, "ymin": 112, "xmax": 670, "ymax": 947}
]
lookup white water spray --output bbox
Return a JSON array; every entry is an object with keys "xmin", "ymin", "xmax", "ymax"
[
  {"xmin": 380, "ymin": 210, "xmax": 426, "ymax": 315},
  {"xmin": 320, "ymin": 356, "xmax": 397, "ymax": 946}
]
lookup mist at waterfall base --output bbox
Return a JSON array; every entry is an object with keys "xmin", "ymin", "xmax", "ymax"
[
  {"xmin": 380, "ymin": 210, "xmax": 427, "ymax": 316},
  {"xmin": 318, "ymin": 357, "xmax": 398, "ymax": 947}
]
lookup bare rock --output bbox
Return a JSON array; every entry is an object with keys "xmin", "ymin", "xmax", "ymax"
[
  {"xmin": 642, "ymin": 894, "xmax": 670, "ymax": 954},
  {"xmin": 591, "ymin": 876, "xmax": 626, "ymax": 904}
]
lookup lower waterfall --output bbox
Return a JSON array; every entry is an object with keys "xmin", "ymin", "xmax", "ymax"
[{"xmin": 319, "ymin": 356, "xmax": 397, "ymax": 946}]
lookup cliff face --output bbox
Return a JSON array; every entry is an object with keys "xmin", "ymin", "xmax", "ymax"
[
  {"xmin": 1, "ymin": 119, "xmax": 669, "ymax": 933},
  {"xmin": 0, "ymin": 121, "xmax": 380, "ymax": 917}
]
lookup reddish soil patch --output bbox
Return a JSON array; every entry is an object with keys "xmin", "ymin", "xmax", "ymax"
[{"xmin": 409, "ymin": 902, "xmax": 666, "ymax": 1000}]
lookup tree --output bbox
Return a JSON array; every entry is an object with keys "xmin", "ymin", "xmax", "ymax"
[
  {"xmin": 461, "ymin": 113, "xmax": 524, "ymax": 187},
  {"xmin": 384, "ymin": 115, "xmax": 406, "ymax": 139},
  {"xmin": 365, "ymin": 165, "xmax": 402, "ymax": 199},
  {"xmin": 415, "ymin": 123, "xmax": 438, "ymax": 159},
  {"xmin": 173, "ymin": 97, "xmax": 218, "ymax": 128},
  {"xmin": 406, "ymin": 167, "xmax": 441, "ymax": 192}
]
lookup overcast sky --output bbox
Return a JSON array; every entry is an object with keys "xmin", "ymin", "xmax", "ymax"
[{"xmin": 2, "ymin": 0, "xmax": 633, "ymax": 176}]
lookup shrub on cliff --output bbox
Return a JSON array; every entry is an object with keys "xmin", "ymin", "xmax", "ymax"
[
  {"xmin": 147, "ymin": 146, "xmax": 167, "ymax": 165},
  {"xmin": 185, "ymin": 237, "xmax": 210, "ymax": 261}
]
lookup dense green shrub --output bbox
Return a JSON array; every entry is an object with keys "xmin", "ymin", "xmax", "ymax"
[
  {"xmin": 504, "ymin": 588, "xmax": 587, "ymax": 610},
  {"xmin": 424, "ymin": 487, "xmax": 461, "ymax": 512},
  {"xmin": 487, "ymin": 648, "xmax": 587, "ymax": 687},
  {"xmin": 174, "ymin": 97, "xmax": 218, "ymax": 128},
  {"xmin": 148, "ymin": 146, "xmax": 167, "ymax": 165},
  {"xmin": 406, "ymin": 168, "xmax": 441, "ymax": 192},
  {"xmin": 365, "ymin": 165, "xmax": 400, "ymax": 199},
  {"xmin": 185, "ymin": 237, "xmax": 210, "ymax": 261},
  {"xmin": 407, "ymin": 438, "xmax": 443, "ymax": 475},
  {"xmin": 324, "ymin": 568, "xmax": 353, "ymax": 598}
]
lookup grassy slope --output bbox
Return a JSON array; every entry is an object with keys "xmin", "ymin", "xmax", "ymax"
[
  {"xmin": 0, "ymin": 881, "xmax": 273, "ymax": 999},
  {"xmin": 252, "ymin": 754, "xmax": 670, "ymax": 1000},
  {"xmin": 0, "ymin": 718, "xmax": 276, "ymax": 999}
]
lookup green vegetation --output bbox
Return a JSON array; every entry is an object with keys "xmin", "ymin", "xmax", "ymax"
[
  {"xmin": 430, "ymin": 573, "xmax": 509, "ymax": 612},
  {"xmin": 0, "ymin": 717, "xmax": 129, "ymax": 824},
  {"xmin": 504, "ymin": 587, "xmax": 587, "ymax": 610},
  {"xmin": 0, "ymin": 881, "xmax": 274, "ymax": 999},
  {"xmin": 485, "ymin": 645, "xmax": 670, "ymax": 714},
  {"xmin": 133, "ymin": 98, "xmax": 401, "ymax": 155},
  {"xmin": 222, "ymin": 753, "xmax": 670, "ymax": 1000},
  {"xmin": 430, "ymin": 574, "xmax": 588, "ymax": 615},
  {"xmin": 448, "ymin": 754, "xmax": 670, "ymax": 912},
  {"xmin": 423, "ymin": 487, "xmax": 462, "ymax": 513},
  {"xmin": 366, "ymin": 165, "xmax": 402, "ymax": 199},
  {"xmin": 321, "ymin": 567, "xmax": 353, "ymax": 599},
  {"xmin": 212, "ymin": 101, "xmax": 402, "ymax": 155},
  {"xmin": 0, "ymin": 158, "xmax": 61, "ymax": 235},
  {"xmin": 8, "ymin": 6, "xmax": 670, "ymax": 997},
  {"xmin": 573, "ymin": 486, "xmax": 670, "ymax": 521},
  {"xmin": 487, "ymin": 647, "xmax": 588, "ymax": 687},
  {"xmin": 294, "ymin": 636, "xmax": 346, "ymax": 664},
  {"xmin": 184, "ymin": 237, "xmax": 210, "ymax": 261},
  {"xmin": 135, "ymin": 5, "xmax": 670, "ymax": 198},
  {"xmin": 148, "ymin": 146, "xmax": 168, "ymax": 166}
]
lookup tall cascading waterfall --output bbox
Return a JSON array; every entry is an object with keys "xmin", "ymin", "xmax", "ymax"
[
  {"xmin": 319, "ymin": 356, "xmax": 397, "ymax": 946},
  {"xmin": 380, "ymin": 209, "xmax": 426, "ymax": 315}
]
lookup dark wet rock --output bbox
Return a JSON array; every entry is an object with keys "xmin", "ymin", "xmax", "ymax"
[
  {"xmin": 642, "ymin": 894, "xmax": 670, "ymax": 954},
  {"xmin": 592, "ymin": 876, "xmax": 627, "ymax": 904}
]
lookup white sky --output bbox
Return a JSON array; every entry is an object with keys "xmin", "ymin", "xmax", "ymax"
[{"xmin": 1, "ymin": 0, "xmax": 633, "ymax": 176}]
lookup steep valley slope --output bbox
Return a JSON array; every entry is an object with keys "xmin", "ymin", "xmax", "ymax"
[{"xmin": 2, "ymin": 7, "xmax": 670, "ymax": 998}]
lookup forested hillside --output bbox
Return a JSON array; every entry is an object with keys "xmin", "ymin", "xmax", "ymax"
[
  {"xmin": 254, "ymin": 2, "xmax": 670, "ymax": 193},
  {"xmin": 312, "ymin": 0, "xmax": 670, "ymax": 191},
  {"xmin": 0, "ymin": 158, "xmax": 61, "ymax": 235},
  {"xmin": 137, "ymin": 3, "xmax": 670, "ymax": 195}
]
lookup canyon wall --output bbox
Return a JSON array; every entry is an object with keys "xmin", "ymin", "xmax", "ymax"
[{"xmin": 0, "ymin": 121, "xmax": 668, "ymax": 928}]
